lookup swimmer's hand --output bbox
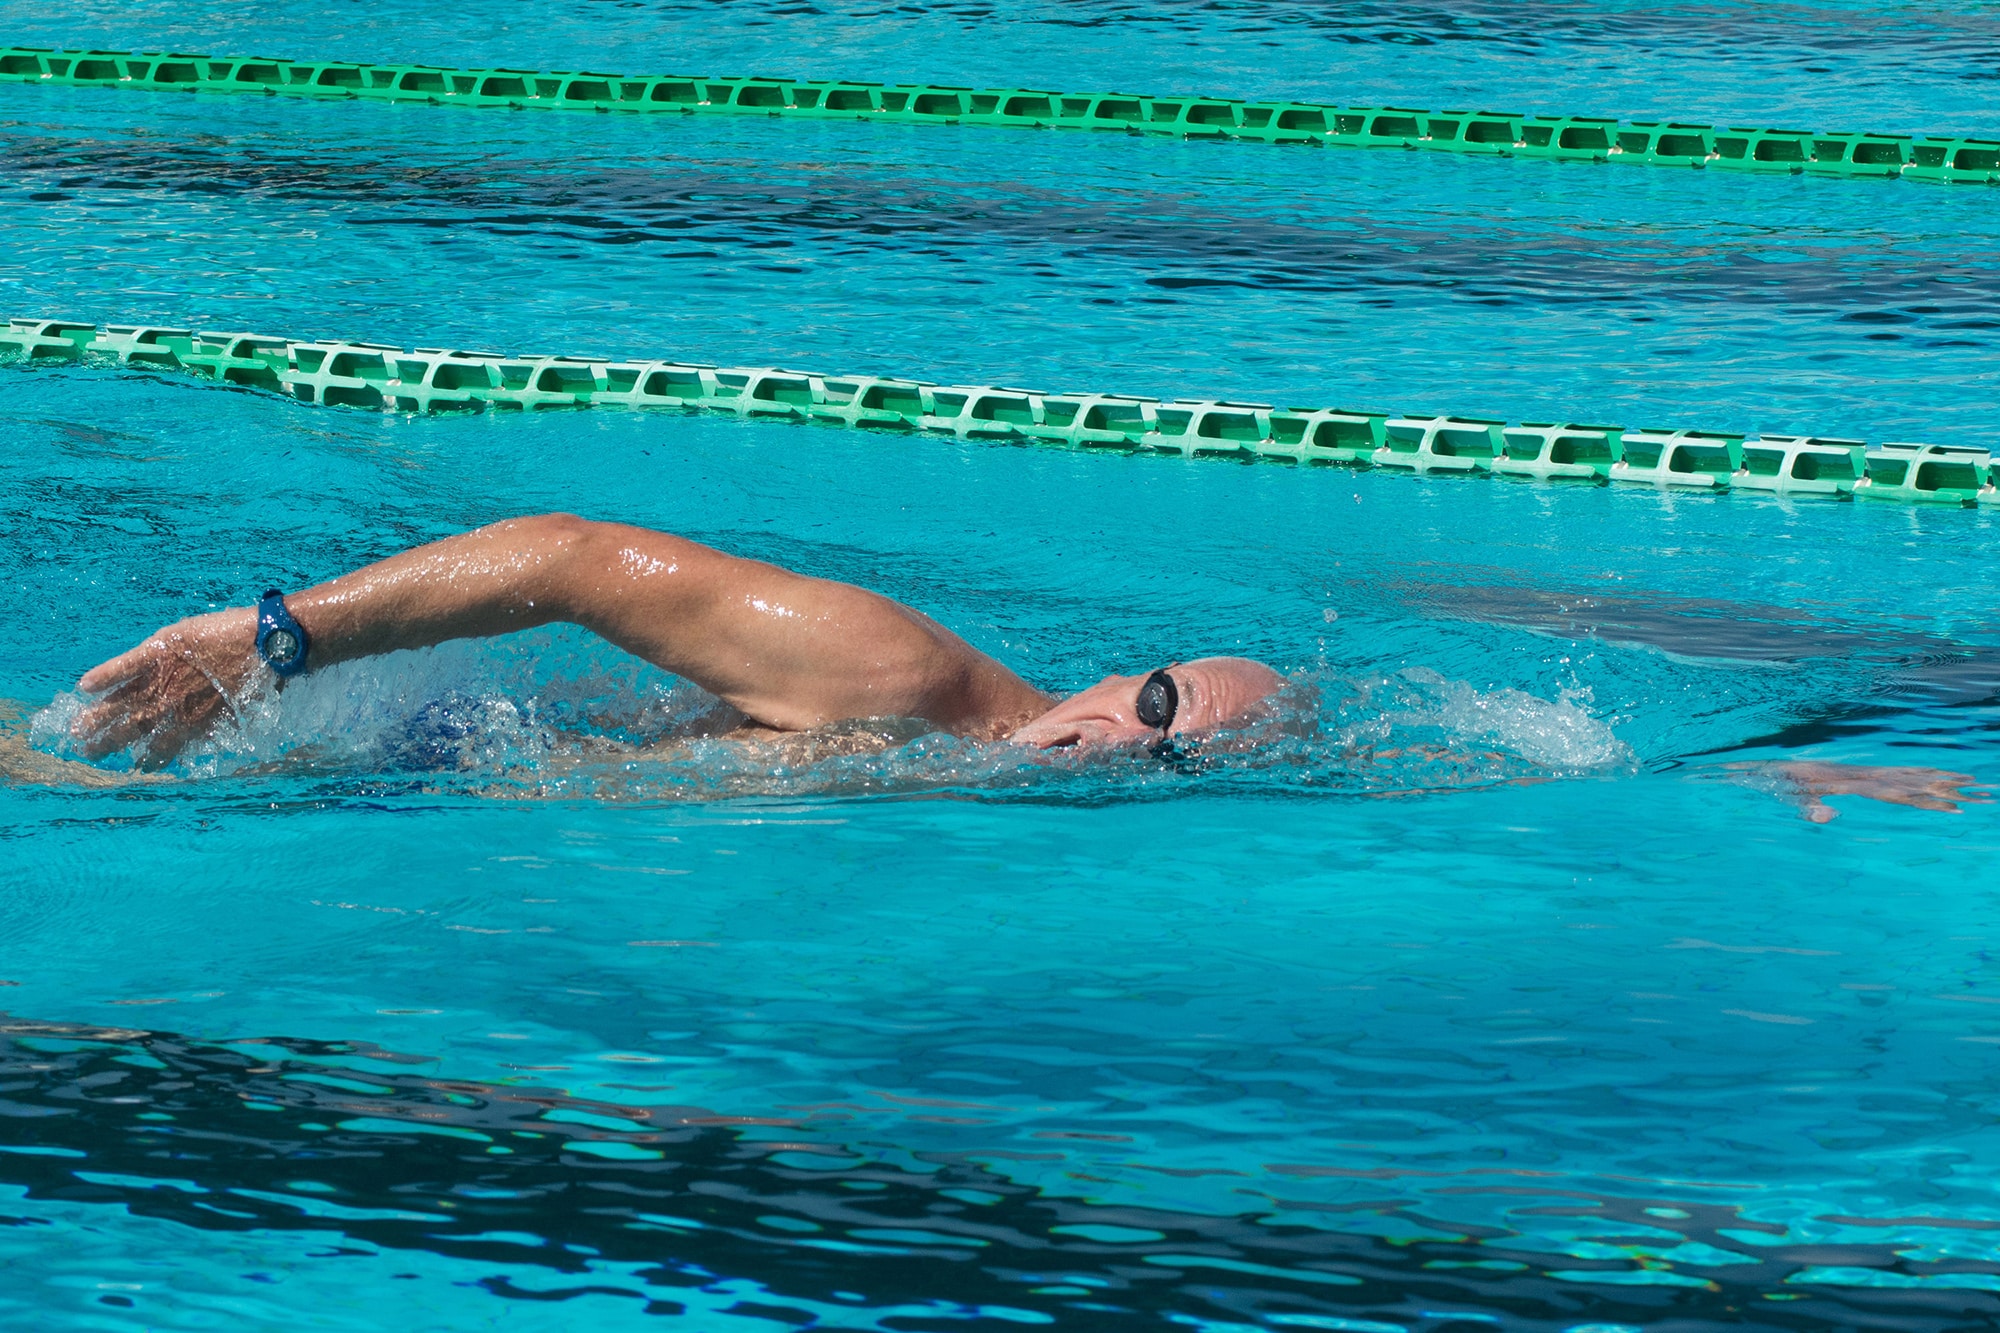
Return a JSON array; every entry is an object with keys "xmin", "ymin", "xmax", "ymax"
[
  {"xmin": 1745, "ymin": 760, "xmax": 1988, "ymax": 823},
  {"xmin": 70, "ymin": 607, "xmax": 259, "ymax": 764}
]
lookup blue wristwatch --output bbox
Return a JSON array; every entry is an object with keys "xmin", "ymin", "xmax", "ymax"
[{"xmin": 255, "ymin": 589, "xmax": 311, "ymax": 677}]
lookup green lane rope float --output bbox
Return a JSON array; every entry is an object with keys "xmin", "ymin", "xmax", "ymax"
[
  {"xmin": 5, "ymin": 317, "xmax": 1994, "ymax": 506},
  {"xmin": 4, "ymin": 46, "xmax": 1998, "ymax": 187}
]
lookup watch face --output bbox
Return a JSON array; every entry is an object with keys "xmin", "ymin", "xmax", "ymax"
[{"xmin": 265, "ymin": 629, "xmax": 300, "ymax": 665}]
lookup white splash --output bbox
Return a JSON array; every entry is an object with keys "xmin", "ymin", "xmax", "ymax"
[{"xmin": 1386, "ymin": 667, "xmax": 1635, "ymax": 772}]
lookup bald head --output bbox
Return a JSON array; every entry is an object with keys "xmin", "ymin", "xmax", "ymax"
[{"xmin": 1009, "ymin": 656, "xmax": 1285, "ymax": 750}]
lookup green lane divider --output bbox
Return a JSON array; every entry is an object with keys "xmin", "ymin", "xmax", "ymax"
[
  {"xmin": 4, "ymin": 45, "xmax": 1998, "ymax": 187},
  {"xmin": 4, "ymin": 316, "xmax": 1995, "ymax": 506}
]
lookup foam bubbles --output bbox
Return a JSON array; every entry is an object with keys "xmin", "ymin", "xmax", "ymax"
[
  {"xmin": 1388, "ymin": 667, "xmax": 1635, "ymax": 773},
  {"xmin": 25, "ymin": 692, "xmax": 85, "ymax": 754}
]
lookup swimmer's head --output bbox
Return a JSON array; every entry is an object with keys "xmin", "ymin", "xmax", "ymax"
[{"xmin": 1009, "ymin": 656, "xmax": 1285, "ymax": 750}]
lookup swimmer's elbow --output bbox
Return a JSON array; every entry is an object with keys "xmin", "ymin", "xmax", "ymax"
[
  {"xmin": 526, "ymin": 513, "xmax": 706, "ymax": 637},
  {"xmin": 501, "ymin": 512, "xmax": 611, "ymax": 622},
  {"xmin": 496, "ymin": 511, "xmax": 597, "ymax": 552}
]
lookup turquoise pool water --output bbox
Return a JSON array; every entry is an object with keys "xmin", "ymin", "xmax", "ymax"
[{"xmin": 4, "ymin": 3, "xmax": 2000, "ymax": 1330}]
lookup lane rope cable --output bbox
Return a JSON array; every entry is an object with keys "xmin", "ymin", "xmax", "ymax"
[
  {"xmin": 4, "ymin": 45, "xmax": 1998, "ymax": 187},
  {"xmin": 5, "ymin": 317, "xmax": 1994, "ymax": 506}
]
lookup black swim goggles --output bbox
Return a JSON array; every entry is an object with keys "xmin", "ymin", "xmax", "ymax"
[
  {"xmin": 1135, "ymin": 668, "xmax": 1179, "ymax": 732},
  {"xmin": 1136, "ymin": 667, "xmax": 1201, "ymax": 768}
]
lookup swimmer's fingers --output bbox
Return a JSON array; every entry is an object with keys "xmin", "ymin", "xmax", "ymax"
[
  {"xmin": 73, "ymin": 665, "xmax": 227, "ymax": 761},
  {"xmin": 1858, "ymin": 769, "xmax": 1979, "ymax": 812},
  {"xmin": 71, "ymin": 672, "xmax": 157, "ymax": 751},
  {"xmin": 76, "ymin": 640, "xmax": 159, "ymax": 695},
  {"xmin": 72, "ymin": 651, "xmax": 187, "ymax": 753},
  {"xmin": 84, "ymin": 691, "xmax": 223, "ymax": 765},
  {"xmin": 73, "ymin": 681, "xmax": 177, "ymax": 760},
  {"xmin": 1925, "ymin": 772, "xmax": 1987, "ymax": 803},
  {"xmin": 1885, "ymin": 766, "xmax": 1979, "ymax": 795},
  {"xmin": 1806, "ymin": 785, "xmax": 1968, "ymax": 818},
  {"xmin": 71, "ymin": 609, "xmax": 258, "ymax": 762},
  {"xmin": 1887, "ymin": 791, "xmax": 1963, "ymax": 814}
]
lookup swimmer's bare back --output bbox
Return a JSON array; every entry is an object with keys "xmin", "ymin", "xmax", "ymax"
[{"xmin": 70, "ymin": 515, "xmax": 1056, "ymax": 766}]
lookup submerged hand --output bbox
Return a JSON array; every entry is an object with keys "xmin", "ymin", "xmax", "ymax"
[
  {"xmin": 71, "ymin": 607, "xmax": 260, "ymax": 764},
  {"xmin": 1755, "ymin": 761, "xmax": 1988, "ymax": 823}
]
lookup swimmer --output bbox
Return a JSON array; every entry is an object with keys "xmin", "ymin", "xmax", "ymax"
[
  {"xmin": 63, "ymin": 514, "xmax": 1284, "ymax": 766},
  {"xmin": 25, "ymin": 514, "xmax": 1990, "ymax": 820}
]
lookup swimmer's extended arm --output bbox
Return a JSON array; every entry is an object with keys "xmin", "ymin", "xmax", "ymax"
[
  {"xmin": 1728, "ymin": 760, "xmax": 1987, "ymax": 823},
  {"xmin": 72, "ymin": 514, "xmax": 1050, "ymax": 762}
]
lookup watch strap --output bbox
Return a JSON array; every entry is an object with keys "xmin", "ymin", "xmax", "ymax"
[{"xmin": 255, "ymin": 589, "xmax": 311, "ymax": 677}]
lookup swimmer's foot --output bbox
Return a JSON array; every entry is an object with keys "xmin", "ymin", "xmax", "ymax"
[{"xmin": 1734, "ymin": 760, "xmax": 1988, "ymax": 823}]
